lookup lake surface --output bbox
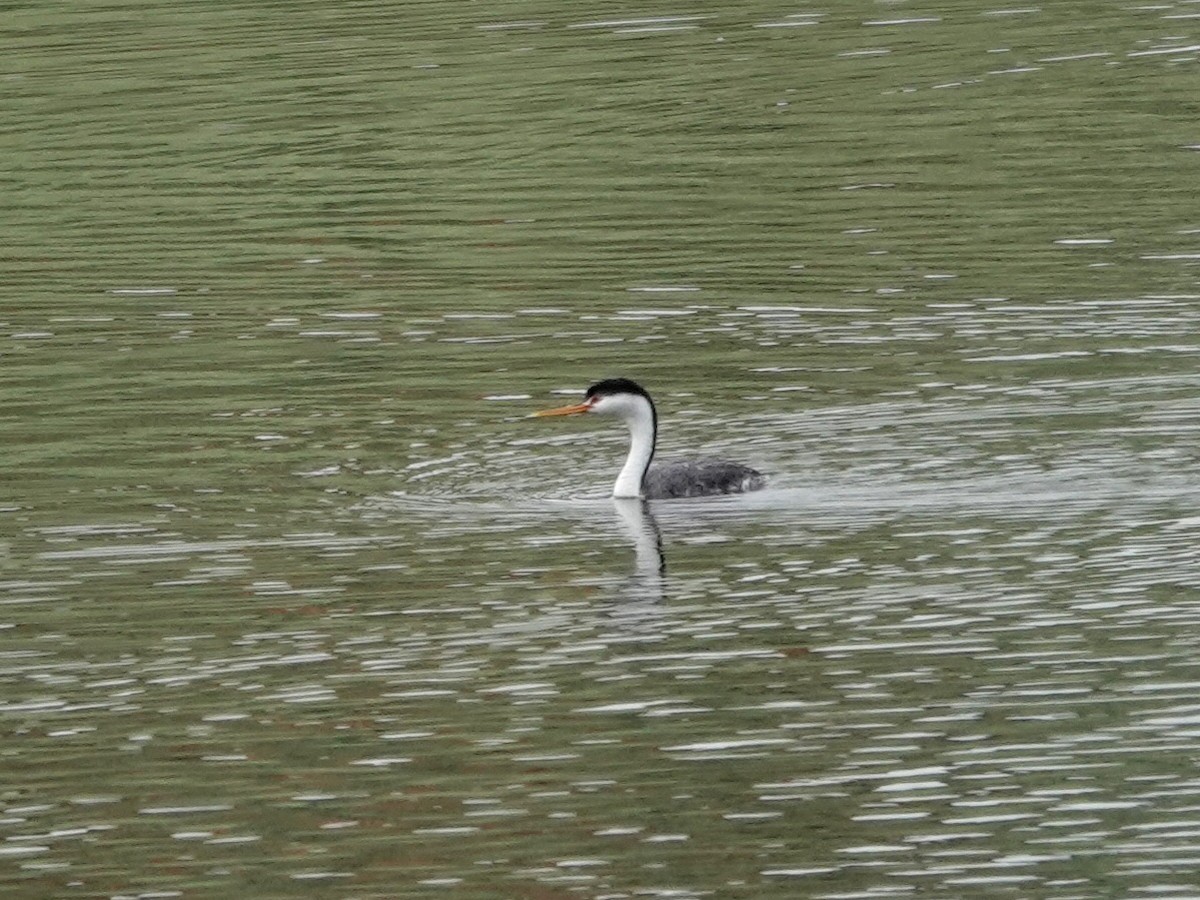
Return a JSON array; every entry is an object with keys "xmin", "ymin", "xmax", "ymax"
[{"xmin": 5, "ymin": 1, "xmax": 1200, "ymax": 897}]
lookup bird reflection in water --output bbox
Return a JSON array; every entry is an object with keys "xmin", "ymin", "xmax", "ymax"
[{"xmin": 611, "ymin": 498, "xmax": 665, "ymax": 606}]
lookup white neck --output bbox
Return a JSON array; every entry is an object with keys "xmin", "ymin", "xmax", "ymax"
[{"xmin": 612, "ymin": 397, "xmax": 656, "ymax": 498}]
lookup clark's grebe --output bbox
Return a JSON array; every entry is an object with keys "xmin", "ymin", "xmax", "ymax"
[{"xmin": 534, "ymin": 378, "xmax": 766, "ymax": 499}]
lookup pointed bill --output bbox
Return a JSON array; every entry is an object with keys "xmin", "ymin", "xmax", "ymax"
[{"xmin": 533, "ymin": 402, "xmax": 591, "ymax": 418}]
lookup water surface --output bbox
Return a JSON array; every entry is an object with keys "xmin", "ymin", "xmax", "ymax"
[{"xmin": 4, "ymin": 1, "xmax": 1200, "ymax": 897}]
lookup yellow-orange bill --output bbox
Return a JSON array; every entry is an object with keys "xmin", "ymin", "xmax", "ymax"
[{"xmin": 533, "ymin": 402, "xmax": 590, "ymax": 417}]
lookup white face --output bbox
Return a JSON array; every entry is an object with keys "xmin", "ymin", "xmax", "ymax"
[{"xmin": 587, "ymin": 392, "xmax": 646, "ymax": 420}]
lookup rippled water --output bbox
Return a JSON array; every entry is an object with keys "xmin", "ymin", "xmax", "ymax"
[{"xmin": 5, "ymin": 1, "xmax": 1200, "ymax": 897}]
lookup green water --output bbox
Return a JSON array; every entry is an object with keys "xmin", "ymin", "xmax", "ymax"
[{"xmin": 4, "ymin": 2, "xmax": 1200, "ymax": 897}]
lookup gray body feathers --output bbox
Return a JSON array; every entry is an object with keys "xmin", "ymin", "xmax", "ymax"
[{"xmin": 643, "ymin": 459, "xmax": 765, "ymax": 500}]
